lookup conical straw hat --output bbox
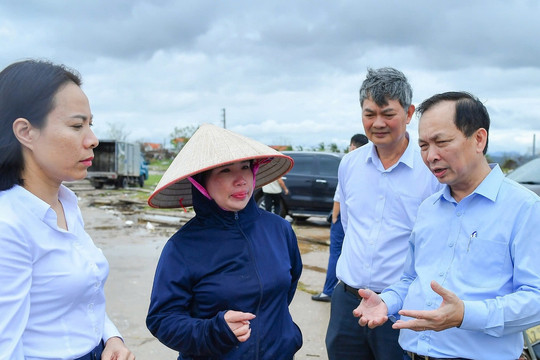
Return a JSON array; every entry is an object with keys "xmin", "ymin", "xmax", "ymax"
[{"xmin": 148, "ymin": 123, "xmax": 293, "ymax": 208}]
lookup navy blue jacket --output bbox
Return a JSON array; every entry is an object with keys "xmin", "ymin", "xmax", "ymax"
[{"xmin": 146, "ymin": 189, "xmax": 303, "ymax": 359}]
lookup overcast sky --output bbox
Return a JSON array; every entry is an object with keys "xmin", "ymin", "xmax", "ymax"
[{"xmin": 1, "ymin": 0, "xmax": 539, "ymax": 155}]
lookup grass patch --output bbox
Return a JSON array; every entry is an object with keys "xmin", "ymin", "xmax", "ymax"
[
  {"xmin": 145, "ymin": 173, "xmax": 162, "ymax": 189},
  {"xmin": 297, "ymin": 281, "xmax": 317, "ymax": 295}
]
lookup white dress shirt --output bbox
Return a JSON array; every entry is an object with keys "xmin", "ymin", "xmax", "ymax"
[
  {"xmin": 336, "ymin": 135, "xmax": 441, "ymax": 292},
  {"xmin": 0, "ymin": 185, "xmax": 121, "ymax": 360}
]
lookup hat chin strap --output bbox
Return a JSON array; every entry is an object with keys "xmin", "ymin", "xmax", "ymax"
[
  {"xmin": 187, "ymin": 158, "xmax": 272, "ymax": 211},
  {"xmin": 252, "ymin": 157, "xmax": 272, "ymax": 185},
  {"xmin": 186, "ymin": 176, "xmax": 229, "ymax": 212},
  {"xmin": 187, "ymin": 176, "xmax": 212, "ymax": 200}
]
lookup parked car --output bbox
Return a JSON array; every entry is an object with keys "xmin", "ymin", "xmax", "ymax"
[
  {"xmin": 254, "ymin": 151, "xmax": 342, "ymax": 221},
  {"xmin": 506, "ymin": 157, "xmax": 540, "ymax": 196}
]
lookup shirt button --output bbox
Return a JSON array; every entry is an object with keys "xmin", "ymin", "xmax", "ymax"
[
  {"xmin": 449, "ymin": 243, "xmax": 454, "ymax": 247},
  {"xmin": 439, "ymin": 272, "xmax": 444, "ymax": 276}
]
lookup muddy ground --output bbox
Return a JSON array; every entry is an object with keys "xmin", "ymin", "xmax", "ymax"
[{"xmin": 67, "ymin": 180, "xmax": 333, "ymax": 360}]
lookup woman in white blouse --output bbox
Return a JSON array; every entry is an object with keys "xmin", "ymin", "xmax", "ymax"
[{"xmin": 0, "ymin": 59, "xmax": 134, "ymax": 360}]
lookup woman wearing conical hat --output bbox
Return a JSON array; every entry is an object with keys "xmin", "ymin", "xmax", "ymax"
[{"xmin": 146, "ymin": 124, "xmax": 303, "ymax": 359}]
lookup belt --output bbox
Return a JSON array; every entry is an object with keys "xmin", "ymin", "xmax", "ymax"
[
  {"xmin": 341, "ymin": 281, "xmax": 379, "ymax": 299},
  {"xmin": 75, "ymin": 341, "xmax": 104, "ymax": 360},
  {"xmin": 406, "ymin": 351, "xmax": 470, "ymax": 360}
]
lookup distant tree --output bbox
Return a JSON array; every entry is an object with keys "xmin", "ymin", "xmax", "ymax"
[
  {"xmin": 170, "ymin": 125, "xmax": 198, "ymax": 151},
  {"xmin": 295, "ymin": 145, "xmax": 304, "ymax": 151},
  {"xmin": 317, "ymin": 142, "xmax": 325, "ymax": 151},
  {"xmin": 328, "ymin": 143, "xmax": 339, "ymax": 153},
  {"xmin": 106, "ymin": 122, "xmax": 130, "ymax": 141},
  {"xmin": 502, "ymin": 158, "xmax": 518, "ymax": 171}
]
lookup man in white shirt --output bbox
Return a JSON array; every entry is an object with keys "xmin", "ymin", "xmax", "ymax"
[
  {"xmin": 325, "ymin": 67, "xmax": 441, "ymax": 360},
  {"xmin": 353, "ymin": 91, "xmax": 540, "ymax": 359}
]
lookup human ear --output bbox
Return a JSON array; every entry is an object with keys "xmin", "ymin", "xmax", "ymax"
[
  {"xmin": 475, "ymin": 128, "xmax": 488, "ymax": 153},
  {"xmin": 12, "ymin": 118, "xmax": 38, "ymax": 150},
  {"xmin": 405, "ymin": 104, "xmax": 415, "ymax": 124}
]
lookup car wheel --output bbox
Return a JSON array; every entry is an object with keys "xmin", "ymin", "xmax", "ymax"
[
  {"xmin": 256, "ymin": 195, "xmax": 266, "ymax": 210},
  {"xmin": 116, "ymin": 177, "xmax": 128, "ymax": 189},
  {"xmin": 138, "ymin": 175, "xmax": 145, "ymax": 187}
]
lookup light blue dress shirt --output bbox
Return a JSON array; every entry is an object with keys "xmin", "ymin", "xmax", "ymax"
[
  {"xmin": 336, "ymin": 135, "xmax": 442, "ymax": 291},
  {"xmin": 0, "ymin": 185, "xmax": 121, "ymax": 360},
  {"xmin": 381, "ymin": 164, "xmax": 540, "ymax": 359}
]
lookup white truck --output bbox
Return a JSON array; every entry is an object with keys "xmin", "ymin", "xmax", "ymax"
[{"xmin": 86, "ymin": 140, "xmax": 148, "ymax": 189}]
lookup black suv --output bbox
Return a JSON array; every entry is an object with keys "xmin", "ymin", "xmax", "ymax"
[{"xmin": 254, "ymin": 151, "xmax": 342, "ymax": 220}]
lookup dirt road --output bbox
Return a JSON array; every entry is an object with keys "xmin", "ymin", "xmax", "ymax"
[{"xmin": 71, "ymin": 182, "xmax": 333, "ymax": 359}]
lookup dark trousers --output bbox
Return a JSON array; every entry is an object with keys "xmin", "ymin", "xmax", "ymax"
[
  {"xmin": 326, "ymin": 282, "xmax": 403, "ymax": 360},
  {"xmin": 323, "ymin": 214, "xmax": 344, "ymax": 296},
  {"xmin": 264, "ymin": 193, "xmax": 282, "ymax": 215},
  {"xmin": 75, "ymin": 340, "xmax": 104, "ymax": 360}
]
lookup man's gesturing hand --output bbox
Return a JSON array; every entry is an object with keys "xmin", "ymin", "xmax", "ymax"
[
  {"xmin": 393, "ymin": 280, "xmax": 464, "ymax": 332},
  {"xmin": 352, "ymin": 288, "xmax": 389, "ymax": 329}
]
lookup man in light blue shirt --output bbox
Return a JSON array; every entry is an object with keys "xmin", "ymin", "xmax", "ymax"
[
  {"xmin": 353, "ymin": 91, "xmax": 540, "ymax": 359},
  {"xmin": 325, "ymin": 68, "xmax": 441, "ymax": 360}
]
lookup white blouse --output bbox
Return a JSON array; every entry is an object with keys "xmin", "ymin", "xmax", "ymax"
[{"xmin": 0, "ymin": 185, "xmax": 121, "ymax": 359}]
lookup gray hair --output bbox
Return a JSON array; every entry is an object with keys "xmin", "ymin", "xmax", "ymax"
[{"xmin": 359, "ymin": 67, "xmax": 413, "ymax": 110}]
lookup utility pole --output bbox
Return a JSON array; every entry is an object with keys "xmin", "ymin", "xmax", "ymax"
[
  {"xmin": 222, "ymin": 108, "xmax": 226, "ymax": 129},
  {"xmin": 533, "ymin": 134, "xmax": 536, "ymax": 157}
]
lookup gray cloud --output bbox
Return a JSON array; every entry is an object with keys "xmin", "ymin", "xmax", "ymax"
[{"xmin": 1, "ymin": 0, "xmax": 539, "ymax": 155}]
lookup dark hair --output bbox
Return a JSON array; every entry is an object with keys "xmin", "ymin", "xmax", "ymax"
[
  {"xmin": 359, "ymin": 67, "xmax": 413, "ymax": 110},
  {"xmin": 350, "ymin": 133, "xmax": 369, "ymax": 148},
  {"xmin": 0, "ymin": 59, "xmax": 81, "ymax": 190},
  {"xmin": 416, "ymin": 91, "xmax": 490, "ymax": 154}
]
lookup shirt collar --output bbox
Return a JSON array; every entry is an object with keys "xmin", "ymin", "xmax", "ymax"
[
  {"xmin": 438, "ymin": 163, "xmax": 502, "ymax": 204},
  {"xmin": 12, "ymin": 184, "xmax": 78, "ymax": 229},
  {"xmin": 365, "ymin": 132, "xmax": 416, "ymax": 171},
  {"xmin": 12, "ymin": 184, "xmax": 50, "ymax": 221}
]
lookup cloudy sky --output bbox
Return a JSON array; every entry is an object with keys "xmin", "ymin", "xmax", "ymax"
[{"xmin": 1, "ymin": 0, "xmax": 539, "ymax": 155}]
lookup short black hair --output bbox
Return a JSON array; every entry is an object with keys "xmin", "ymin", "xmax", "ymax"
[
  {"xmin": 350, "ymin": 133, "xmax": 369, "ymax": 148},
  {"xmin": 417, "ymin": 91, "xmax": 490, "ymax": 154}
]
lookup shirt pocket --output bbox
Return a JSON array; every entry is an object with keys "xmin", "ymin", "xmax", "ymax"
[
  {"xmin": 390, "ymin": 191, "xmax": 424, "ymax": 227},
  {"xmin": 459, "ymin": 237, "xmax": 508, "ymax": 288}
]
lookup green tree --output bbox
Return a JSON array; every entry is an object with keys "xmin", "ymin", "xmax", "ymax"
[
  {"xmin": 170, "ymin": 125, "xmax": 198, "ymax": 151},
  {"xmin": 328, "ymin": 143, "xmax": 339, "ymax": 153}
]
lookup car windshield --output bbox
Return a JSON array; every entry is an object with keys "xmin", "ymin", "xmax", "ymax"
[{"xmin": 506, "ymin": 158, "xmax": 540, "ymax": 184}]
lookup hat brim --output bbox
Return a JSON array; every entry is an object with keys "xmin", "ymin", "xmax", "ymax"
[{"xmin": 148, "ymin": 124, "xmax": 294, "ymax": 208}]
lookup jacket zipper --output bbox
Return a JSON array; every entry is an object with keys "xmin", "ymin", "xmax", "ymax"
[{"xmin": 235, "ymin": 211, "xmax": 262, "ymax": 360}]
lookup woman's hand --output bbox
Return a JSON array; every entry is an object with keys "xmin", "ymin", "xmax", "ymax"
[
  {"xmin": 102, "ymin": 336, "xmax": 135, "ymax": 360},
  {"xmin": 224, "ymin": 310, "xmax": 256, "ymax": 342}
]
